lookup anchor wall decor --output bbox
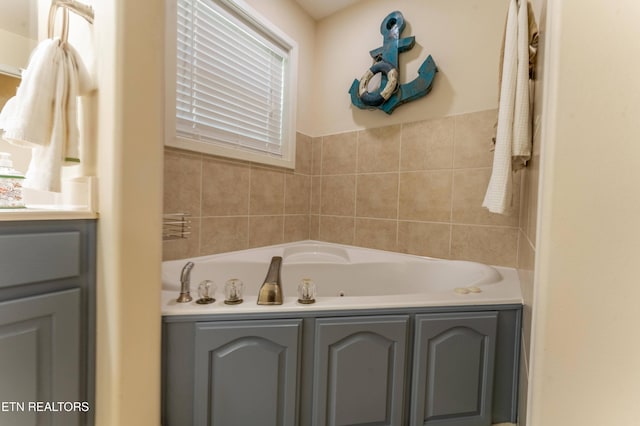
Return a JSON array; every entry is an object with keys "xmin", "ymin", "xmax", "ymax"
[{"xmin": 349, "ymin": 11, "xmax": 438, "ymax": 114}]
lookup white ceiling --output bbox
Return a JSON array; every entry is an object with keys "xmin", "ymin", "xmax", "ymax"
[
  {"xmin": 294, "ymin": 0, "xmax": 363, "ymax": 20},
  {"xmin": 0, "ymin": 0, "xmax": 38, "ymax": 40}
]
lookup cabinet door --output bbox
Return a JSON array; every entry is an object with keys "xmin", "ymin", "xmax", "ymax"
[
  {"xmin": 410, "ymin": 312, "xmax": 498, "ymax": 426},
  {"xmin": 194, "ymin": 319, "xmax": 301, "ymax": 426},
  {"xmin": 0, "ymin": 289, "xmax": 80, "ymax": 426},
  {"xmin": 312, "ymin": 315, "xmax": 409, "ymax": 426}
]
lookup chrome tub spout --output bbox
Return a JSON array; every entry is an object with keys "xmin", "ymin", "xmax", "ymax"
[
  {"xmin": 177, "ymin": 261, "xmax": 195, "ymax": 303},
  {"xmin": 257, "ymin": 256, "xmax": 283, "ymax": 305}
]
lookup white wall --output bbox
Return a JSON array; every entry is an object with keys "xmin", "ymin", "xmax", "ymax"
[
  {"xmin": 529, "ymin": 0, "xmax": 640, "ymax": 424},
  {"xmin": 0, "ymin": 28, "xmax": 37, "ymax": 173},
  {"xmin": 0, "ymin": 28, "xmax": 36, "ymax": 70},
  {"xmin": 93, "ymin": 0, "xmax": 164, "ymax": 425},
  {"xmin": 313, "ymin": 0, "xmax": 509, "ymax": 135}
]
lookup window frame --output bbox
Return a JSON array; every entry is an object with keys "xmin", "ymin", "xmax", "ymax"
[{"xmin": 165, "ymin": 0, "xmax": 298, "ymax": 169}]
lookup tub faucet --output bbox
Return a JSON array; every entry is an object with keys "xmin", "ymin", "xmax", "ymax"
[
  {"xmin": 257, "ymin": 256, "xmax": 283, "ymax": 305},
  {"xmin": 177, "ymin": 261, "xmax": 195, "ymax": 303}
]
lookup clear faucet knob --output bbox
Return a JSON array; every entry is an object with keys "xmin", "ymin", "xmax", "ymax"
[
  {"xmin": 297, "ymin": 278, "xmax": 316, "ymax": 304},
  {"xmin": 196, "ymin": 280, "xmax": 216, "ymax": 304},
  {"xmin": 224, "ymin": 278, "xmax": 244, "ymax": 305}
]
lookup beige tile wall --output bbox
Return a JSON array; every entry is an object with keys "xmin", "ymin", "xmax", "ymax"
[
  {"xmin": 162, "ymin": 133, "xmax": 312, "ymax": 260},
  {"xmin": 310, "ymin": 109, "xmax": 523, "ymax": 267},
  {"xmin": 163, "ymin": 109, "xmax": 525, "ymax": 268}
]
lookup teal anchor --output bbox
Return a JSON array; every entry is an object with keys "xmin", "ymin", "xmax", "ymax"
[{"xmin": 349, "ymin": 11, "xmax": 438, "ymax": 114}]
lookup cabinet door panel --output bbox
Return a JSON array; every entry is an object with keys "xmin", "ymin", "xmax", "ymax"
[
  {"xmin": 411, "ymin": 312, "xmax": 498, "ymax": 426},
  {"xmin": 194, "ymin": 319, "xmax": 301, "ymax": 426},
  {"xmin": 0, "ymin": 232, "xmax": 81, "ymax": 288},
  {"xmin": 313, "ymin": 316, "xmax": 409, "ymax": 426},
  {"xmin": 0, "ymin": 289, "xmax": 80, "ymax": 426}
]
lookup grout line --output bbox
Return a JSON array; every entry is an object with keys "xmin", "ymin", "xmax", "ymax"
[
  {"xmin": 197, "ymin": 155, "xmax": 203, "ymax": 256},
  {"xmin": 352, "ymin": 131, "xmax": 359, "ymax": 244},
  {"xmin": 448, "ymin": 118, "xmax": 458, "ymax": 258},
  {"xmin": 247, "ymin": 165, "xmax": 253, "ymax": 215},
  {"xmin": 281, "ymin": 170, "xmax": 286, "ymax": 242},
  {"xmin": 515, "ymin": 227, "xmax": 521, "ymax": 269},
  {"xmin": 319, "ymin": 135, "xmax": 325, "ymax": 176},
  {"xmin": 318, "ymin": 137, "xmax": 324, "ymax": 238},
  {"xmin": 396, "ymin": 124, "xmax": 403, "ymax": 248},
  {"xmin": 307, "ymin": 139, "xmax": 314, "ymax": 235},
  {"xmin": 246, "ymin": 165, "xmax": 253, "ymax": 248},
  {"xmin": 448, "ymin": 169, "xmax": 455, "ymax": 259}
]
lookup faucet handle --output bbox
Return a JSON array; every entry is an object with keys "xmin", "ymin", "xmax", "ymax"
[
  {"xmin": 196, "ymin": 280, "xmax": 216, "ymax": 304},
  {"xmin": 297, "ymin": 278, "xmax": 316, "ymax": 304}
]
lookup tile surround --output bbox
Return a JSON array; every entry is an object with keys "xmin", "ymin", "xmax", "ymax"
[
  {"xmin": 163, "ymin": 133, "xmax": 312, "ymax": 258},
  {"xmin": 202, "ymin": 158, "xmax": 250, "ymax": 216},
  {"xmin": 400, "ymin": 116, "xmax": 454, "ymax": 171},
  {"xmin": 249, "ymin": 167, "xmax": 285, "ymax": 215},
  {"xmin": 163, "ymin": 109, "xmax": 525, "ymax": 268},
  {"xmin": 453, "ymin": 109, "xmax": 497, "ymax": 168},
  {"xmin": 321, "ymin": 132, "xmax": 357, "ymax": 175},
  {"xmin": 320, "ymin": 174, "xmax": 356, "ymax": 217},
  {"xmin": 398, "ymin": 170, "xmax": 453, "ymax": 223},
  {"xmin": 357, "ymin": 125, "xmax": 401, "ymax": 173},
  {"xmin": 397, "ymin": 221, "xmax": 451, "ymax": 259},
  {"xmin": 356, "ymin": 173, "xmax": 399, "ymax": 219}
]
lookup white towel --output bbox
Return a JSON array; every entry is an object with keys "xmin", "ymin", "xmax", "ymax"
[
  {"xmin": 512, "ymin": 0, "xmax": 532, "ymax": 167},
  {"xmin": 0, "ymin": 38, "xmax": 91, "ymax": 192},
  {"xmin": 483, "ymin": 0, "xmax": 532, "ymax": 214},
  {"xmin": 26, "ymin": 44, "xmax": 71, "ymax": 192},
  {"xmin": 63, "ymin": 42, "xmax": 92, "ymax": 162},
  {"xmin": 0, "ymin": 39, "xmax": 60, "ymax": 147}
]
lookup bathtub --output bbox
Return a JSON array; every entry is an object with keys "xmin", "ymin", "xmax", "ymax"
[{"xmin": 161, "ymin": 240, "xmax": 522, "ymax": 315}]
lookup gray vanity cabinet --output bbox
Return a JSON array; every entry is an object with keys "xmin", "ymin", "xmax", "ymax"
[
  {"xmin": 311, "ymin": 315, "xmax": 409, "ymax": 426},
  {"xmin": 193, "ymin": 319, "xmax": 302, "ymax": 426},
  {"xmin": 410, "ymin": 312, "xmax": 499, "ymax": 426},
  {"xmin": 0, "ymin": 220, "xmax": 96, "ymax": 426},
  {"xmin": 0, "ymin": 289, "xmax": 81, "ymax": 426}
]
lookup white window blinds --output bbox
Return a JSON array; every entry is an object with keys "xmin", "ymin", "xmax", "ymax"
[{"xmin": 175, "ymin": 0, "xmax": 292, "ymax": 159}]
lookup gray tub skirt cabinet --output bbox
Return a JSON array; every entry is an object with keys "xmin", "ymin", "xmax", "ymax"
[
  {"xmin": 0, "ymin": 220, "xmax": 96, "ymax": 426},
  {"xmin": 163, "ymin": 304, "xmax": 521, "ymax": 426}
]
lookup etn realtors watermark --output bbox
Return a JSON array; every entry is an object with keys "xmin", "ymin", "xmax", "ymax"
[{"xmin": 1, "ymin": 401, "xmax": 90, "ymax": 413}]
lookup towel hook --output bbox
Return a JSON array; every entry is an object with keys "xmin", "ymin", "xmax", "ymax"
[
  {"xmin": 48, "ymin": 3, "xmax": 70, "ymax": 43},
  {"xmin": 47, "ymin": 1, "xmax": 95, "ymax": 44}
]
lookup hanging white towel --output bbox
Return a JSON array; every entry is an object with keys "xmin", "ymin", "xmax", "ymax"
[
  {"xmin": 0, "ymin": 38, "xmax": 91, "ymax": 192},
  {"xmin": 25, "ymin": 48, "xmax": 67, "ymax": 191},
  {"xmin": 512, "ymin": 0, "xmax": 532, "ymax": 168},
  {"xmin": 63, "ymin": 42, "xmax": 92, "ymax": 163},
  {"xmin": 483, "ymin": 0, "xmax": 532, "ymax": 214},
  {"xmin": 0, "ymin": 39, "xmax": 60, "ymax": 147}
]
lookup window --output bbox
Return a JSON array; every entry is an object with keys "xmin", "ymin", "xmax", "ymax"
[{"xmin": 166, "ymin": 0, "xmax": 298, "ymax": 168}]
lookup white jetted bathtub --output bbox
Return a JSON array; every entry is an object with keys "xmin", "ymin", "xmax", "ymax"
[{"xmin": 161, "ymin": 241, "xmax": 523, "ymax": 315}]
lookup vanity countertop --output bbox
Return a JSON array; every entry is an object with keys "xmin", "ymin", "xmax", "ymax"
[{"xmin": 0, "ymin": 207, "xmax": 98, "ymax": 221}]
